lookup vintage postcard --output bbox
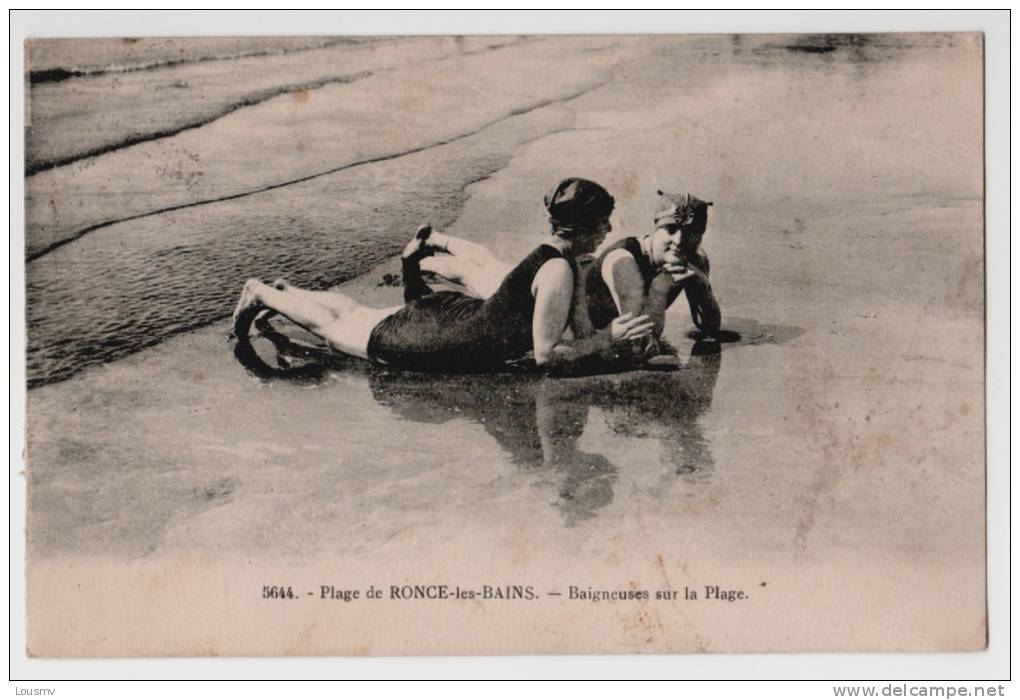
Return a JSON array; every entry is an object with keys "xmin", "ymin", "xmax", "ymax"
[{"xmin": 22, "ymin": 31, "xmax": 986, "ymax": 657}]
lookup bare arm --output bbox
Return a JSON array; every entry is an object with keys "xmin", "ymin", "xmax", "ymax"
[
  {"xmin": 603, "ymin": 250, "xmax": 647, "ymax": 317},
  {"xmin": 682, "ymin": 252, "xmax": 720, "ymax": 334},
  {"xmin": 658, "ymin": 252, "xmax": 721, "ymax": 335},
  {"xmin": 645, "ymin": 272, "xmax": 686, "ymax": 338},
  {"xmin": 603, "ymin": 250, "xmax": 680, "ymax": 338},
  {"xmin": 687, "ymin": 282, "xmax": 721, "ymax": 334},
  {"xmin": 531, "ymin": 258, "xmax": 653, "ymax": 374},
  {"xmin": 690, "ymin": 248, "xmax": 710, "ymax": 276}
]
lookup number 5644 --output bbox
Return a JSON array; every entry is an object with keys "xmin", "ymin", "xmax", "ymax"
[{"xmin": 262, "ymin": 585, "xmax": 295, "ymax": 599}]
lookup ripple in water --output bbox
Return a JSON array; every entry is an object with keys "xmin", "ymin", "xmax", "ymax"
[{"xmin": 25, "ymin": 133, "xmax": 538, "ymax": 387}]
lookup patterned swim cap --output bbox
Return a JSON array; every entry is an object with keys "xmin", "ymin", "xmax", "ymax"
[{"xmin": 654, "ymin": 190, "xmax": 713, "ymax": 228}]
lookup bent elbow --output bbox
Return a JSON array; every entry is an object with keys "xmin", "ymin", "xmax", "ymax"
[
  {"xmin": 533, "ymin": 341, "xmax": 563, "ymax": 367},
  {"xmin": 533, "ymin": 349, "xmax": 553, "ymax": 367}
]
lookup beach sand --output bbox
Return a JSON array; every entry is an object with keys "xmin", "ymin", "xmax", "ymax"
[{"xmin": 24, "ymin": 33, "xmax": 985, "ymax": 656}]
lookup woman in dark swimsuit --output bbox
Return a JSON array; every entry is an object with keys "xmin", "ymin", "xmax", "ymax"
[
  {"xmin": 583, "ymin": 190, "xmax": 721, "ymax": 340},
  {"xmin": 415, "ymin": 190, "xmax": 722, "ymax": 345},
  {"xmin": 231, "ymin": 178, "xmax": 654, "ymax": 372}
]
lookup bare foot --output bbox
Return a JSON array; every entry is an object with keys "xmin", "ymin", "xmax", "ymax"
[
  {"xmin": 230, "ymin": 279, "xmax": 265, "ymax": 339},
  {"xmin": 401, "ymin": 224, "xmax": 433, "ymax": 260},
  {"xmin": 232, "ymin": 279, "xmax": 262, "ymax": 321}
]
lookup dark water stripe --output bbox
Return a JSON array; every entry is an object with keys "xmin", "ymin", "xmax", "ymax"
[
  {"xmin": 25, "ymin": 70, "xmax": 374, "ymax": 176},
  {"xmin": 27, "ymin": 81, "xmax": 606, "ymax": 262},
  {"xmin": 29, "ymin": 67, "xmax": 86, "ymax": 83},
  {"xmin": 27, "ymin": 37, "xmax": 382, "ymax": 85},
  {"xmin": 447, "ymin": 36, "xmax": 537, "ymax": 57},
  {"xmin": 26, "ymin": 36, "xmax": 541, "ymax": 175},
  {"xmin": 27, "ymin": 35, "xmax": 533, "ymax": 86}
]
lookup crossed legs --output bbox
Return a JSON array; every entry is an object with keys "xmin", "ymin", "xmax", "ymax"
[{"xmin": 416, "ymin": 229, "xmax": 510, "ymax": 299}]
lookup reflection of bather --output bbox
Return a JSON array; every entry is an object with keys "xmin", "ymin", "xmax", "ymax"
[
  {"xmin": 533, "ymin": 381, "xmax": 618, "ymax": 526},
  {"xmin": 234, "ymin": 292, "xmax": 725, "ymax": 524},
  {"xmin": 236, "ymin": 301, "xmax": 724, "ymax": 516},
  {"xmin": 368, "ymin": 371, "xmax": 545, "ymax": 468},
  {"xmin": 367, "ymin": 370, "xmax": 617, "ymax": 526},
  {"xmin": 232, "ymin": 321, "xmax": 619, "ymax": 523},
  {"xmin": 588, "ymin": 348, "xmax": 721, "ymax": 481}
]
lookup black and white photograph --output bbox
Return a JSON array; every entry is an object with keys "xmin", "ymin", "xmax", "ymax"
[{"xmin": 13, "ymin": 12, "xmax": 1001, "ymax": 666}]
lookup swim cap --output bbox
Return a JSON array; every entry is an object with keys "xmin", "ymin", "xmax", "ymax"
[
  {"xmin": 654, "ymin": 190, "xmax": 712, "ymax": 228},
  {"xmin": 545, "ymin": 178, "xmax": 615, "ymax": 233}
]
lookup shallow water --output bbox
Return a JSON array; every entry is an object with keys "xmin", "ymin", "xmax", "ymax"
[{"xmin": 24, "ymin": 33, "xmax": 985, "ymax": 654}]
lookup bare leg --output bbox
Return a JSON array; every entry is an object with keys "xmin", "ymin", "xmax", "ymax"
[
  {"xmin": 419, "ymin": 232, "xmax": 510, "ymax": 299},
  {"xmin": 267, "ymin": 281, "xmax": 375, "ymax": 318},
  {"xmin": 232, "ymin": 279, "xmax": 398, "ymax": 360},
  {"xmin": 427, "ymin": 232, "xmax": 502, "ymax": 266}
]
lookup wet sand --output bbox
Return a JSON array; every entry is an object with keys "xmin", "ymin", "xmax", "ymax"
[{"xmin": 24, "ymin": 34, "xmax": 985, "ymax": 656}]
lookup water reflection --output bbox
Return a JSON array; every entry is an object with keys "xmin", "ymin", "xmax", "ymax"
[
  {"xmin": 234, "ymin": 311, "xmax": 738, "ymax": 526},
  {"xmin": 369, "ymin": 370, "xmax": 616, "ymax": 526},
  {"xmin": 31, "ymin": 313, "xmax": 800, "ymax": 558},
  {"xmin": 584, "ymin": 350, "xmax": 721, "ymax": 483}
]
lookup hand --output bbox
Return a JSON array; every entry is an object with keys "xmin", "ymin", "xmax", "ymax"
[
  {"xmin": 662, "ymin": 261, "xmax": 708, "ymax": 285},
  {"xmin": 662, "ymin": 261, "xmax": 693, "ymax": 282},
  {"xmin": 610, "ymin": 312, "xmax": 654, "ymax": 343}
]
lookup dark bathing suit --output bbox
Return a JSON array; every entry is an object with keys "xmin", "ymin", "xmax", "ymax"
[
  {"xmin": 585, "ymin": 236, "xmax": 713, "ymax": 331},
  {"xmin": 584, "ymin": 237, "xmax": 657, "ymax": 330},
  {"xmin": 368, "ymin": 244, "xmax": 571, "ymax": 372}
]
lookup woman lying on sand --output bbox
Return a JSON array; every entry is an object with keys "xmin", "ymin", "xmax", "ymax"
[
  {"xmin": 585, "ymin": 190, "xmax": 721, "ymax": 341},
  {"xmin": 411, "ymin": 190, "xmax": 722, "ymax": 348},
  {"xmin": 232, "ymin": 178, "xmax": 654, "ymax": 373}
]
